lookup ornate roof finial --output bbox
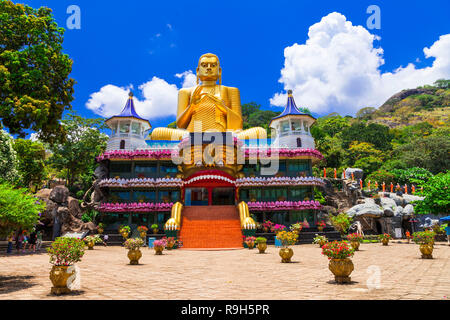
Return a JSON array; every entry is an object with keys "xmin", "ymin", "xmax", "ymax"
[
  {"xmin": 128, "ymin": 91, "xmax": 134, "ymax": 98},
  {"xmin": 287, "ymin": 89, "xmax": 293, "ymax": 96}
]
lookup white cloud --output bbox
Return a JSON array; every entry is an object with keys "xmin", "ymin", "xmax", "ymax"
[
  {"xmin": 175, "ymin": 70, "xmax": 197, "ymax": 88},
  {"xmin": 270, "ymin": 12, "xmax": 450, "ymax": 115},
  {"xmin": 86, "ymin": 71, "xmax": 197, "ymax": 119}
]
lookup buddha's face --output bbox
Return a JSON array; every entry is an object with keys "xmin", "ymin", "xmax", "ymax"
[{"xmin": 197, "ymin": 56, "xmax": 221, "ymax": 81}]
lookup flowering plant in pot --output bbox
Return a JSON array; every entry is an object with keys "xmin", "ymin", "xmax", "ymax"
[
  {"xmin": 166, "ymin": 237, "xmax": 176, "ymax": 250},
  {"xmin": 378, "ymin": 233, "xmax": 391, "ymax": 245},
  {"xmin": 244, "ymin": 236, "xmax": 256, "ymax": 249},
  {"xmin": 289, "ymin": 222, "xmax": 303, "ymax": 234},
  {"xmin": 321, "ymin": 241, "xmax": 355, "ymax": 284},
  {"xmin": 313, "ymin": 234, "xmax": 328, "ymax": 247},
  {"xmin": 124, "ymin": 238, "xmax": 144, "ymax": 265},
  {"xmin": 151, "ymin": 224, "xmax": 159, "ymax": 234},
  {"xmin": 47, "ymin": 237, "xmax": 85, "ymax": 295},
  {"xmin": 84, "ymin": 235, "xmax": 103, "ymax": 250},
  {"xmin": 153, "ymin": 238, "xmax": 167, "ymax": 255},
  {"xmin": 119, "ymin": 225, "xmax": 131, "ymax": 239},
  {"xmin": 262, "ymin": 220, "xmax": 274, "ymax": 233},
  {"xmin": 317, "ymin": 220, "xmax": 326, "ymax": 231},
  {"xmin": 137, "ymin": 226, "xmax": 148, "ymax": 239},
  {"xmin": 272, "ymin": 224, "xmax": 286, "ymax": 234},
  {"xmin": 276, "ymin": 231, "xmax": 298, "ymax": 263},
  {"xmin": 255, "ymin": 237, "xmax": 267, "ymax": 253},
  {"xmin": 412, "ymin": 230, "xmax": 435, "ymax": 259},
  {"xmin": 346, "ymin": 233, "xmax": 363, "ymax": 251},
  {"xmin": 97, "ymin": 223, "xmax": 105, "ymax": 234}
]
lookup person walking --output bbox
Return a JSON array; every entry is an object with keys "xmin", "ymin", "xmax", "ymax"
[
  {"xmin": 446, "ymin": 224, "xmax": 450, "ymax": 246},
  {"xmin": 21, "ymin": 231, "xmax": 28, "ymax": 253},
  {"xmin": 36, "ymin": 230, "xmax": 43, "ymax": 251},
  {"xmin": 103, "ymin": 234, "xmax": 108, "ymax": 246},
  {"xmin": 15, "ymin": 230, "xmax": 23, "ymax": 253},
  {"xmin": 28, "ymin": 229, "xmax": 37, "ymax": 252},
  {"xmin": 6, "ymin": 232, "xmax": 14, "ymax": 254}
]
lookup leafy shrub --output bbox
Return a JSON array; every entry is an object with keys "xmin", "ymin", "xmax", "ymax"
[
  {"xmin": 47, "ymin": 237, "xmax": 85, "ymax": 266},
  {"xmin": 366, "ymin": 170, "xmax": 396, "ymax": 185},
  {"xmin": 321, "ymin": 241, "xmax": 355, "ymax": 260},
  {"xmin": 276, "ymin": 231, "xmax": 298, "ymax": 247},
  {"xmin": 124, "ymin": 238, "xmax": 144, "ymax": 250},
  {"xmin": 330, "ymin": 213, "xmax": 353, "ymax": 235},
  {"xmin": 414, "ymin": 171, "xmax": 450, "ymax": 215},
  {"xmin": 346, "ymin": 233, "xmax": 364, "ymax": 242},
  {"xmin": 255, "ymin": 237, "xmax": 267, "ymax": 243},
  {"xmin": 391, "ymin": 167, "xmax": 433, "ymax": 187},
  {"xmin": 412, "ymin": 230, "xmax": 435, "ymax": 245}
]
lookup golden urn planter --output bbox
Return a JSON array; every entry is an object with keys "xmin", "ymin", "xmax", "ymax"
[
  {"xmin": 87, "ymin": 241, "xmax": 95, "ymax": 250},
  {"xmin": 350, "ymin": 241, "xmax": 360, "ymax": 251},
  {"xmin": 49, "ymin": 265, "xmax": 75, "ymax": 295},
  {"xmin": 154, "ymin": 246, "xmax": 164, "ymax": 255},
  {"xmin": 121, "ymin": 232, "xmax": 129, "ymax": 240},
  {"xmin": 329, "ymin": 258, "xmax": 354, "ymax": 284},
  {"xmin": 98, "ymin": 228, "xmax": 103, "ymax": 234},
  {"xmin": 127, "ymin": 249, "xmax": 142, "ymax": 265},
  {"xmin": 246, "ymin": 242, "xmax": 255, "ymax": 249},
  {"xmin": 318, "ymin": 226, "xmax": 324, "ymax": 232},
  {"xmin": 153, "ymin": 228, "xmax": 159, "ymax": 234},
  {"xmin": 381, "ymin": 238, "xmax": 389, "ymax": 246},
  {"xmin": 279, "ymin": 247, "xmax": 294, "ymax": 263},
  {"xmin": 257, "ymin": 242, "xmax": 267, "ymax": 253},
  {"xmin": 419, "ymin": 244, "xmax": 433, "ymax": 259},
  {"xmin": 140, "ymin": 232, "xmax": 147, "ymax": 239},
  {"xmin": 166, "ymin": 241, "xmax": 175, "ymax": 250}
]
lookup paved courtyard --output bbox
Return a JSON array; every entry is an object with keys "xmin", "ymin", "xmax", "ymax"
[{"xmin": 0, "ymin": 242, "xmax": 449, "ymax": 300}]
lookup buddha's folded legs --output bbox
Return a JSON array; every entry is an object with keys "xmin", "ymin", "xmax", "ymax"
[
  {"xmin": 150, "ymin": 127, "xmax": 188, "ymax": 141},
  {"xmin": 236, "ymin": 127, "xmax": 267, "ymax": 140}
]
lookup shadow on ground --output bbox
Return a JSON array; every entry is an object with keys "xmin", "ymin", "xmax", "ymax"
[{"xmin": 0, "ymin": 275, "xmax": 37, "ymax": 294}]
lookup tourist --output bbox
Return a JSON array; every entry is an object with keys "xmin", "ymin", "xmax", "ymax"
[
  {"xmin": 446, "ymin": 224, "xmax": 450, "ymax": 246},
  {"xmin": 103, "ymin": 234, "xmax": 109, "ymax": 246},
  {"xmin": 6, "ymin": 232, "xmax": 14, "ymax": 254},
  {"xmin": 28, "ymin": 229, "xmax": 37, "ymax": 252},
  {"xmin": 36, "ymin": 230, "xmax": 43, "ymax": 251},
  {"xmin": 15, "ymin": 230, "xmax": 23, "ymax": 253},
  {"xmin": 22, "ymin": 231, "xmax": 28, "ymax": 253}
]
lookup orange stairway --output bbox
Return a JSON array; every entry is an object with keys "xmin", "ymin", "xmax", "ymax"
[{"xmin": 179, "ymin": 205, "xmax": 243, "ymax": 249}]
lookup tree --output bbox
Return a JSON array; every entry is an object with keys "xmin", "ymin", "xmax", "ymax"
[
  {"xmin": 433, "ymin": 79, "xmax": 450, "ymax": 89},
  {"xmin": 414, "ymin": 171, "xmax": 449, "ymax": 215},
  {"xmin": 390, "ymin": 167, "xmax": 433, "ymax": 187},
  {"xmin": 0, "ymin": 129, "xmax": 20, "ymax": 184},
  {"xmin": 13, "ymin": 138, "xmax": 47, "ymax": 191},
  {"xmin": 395, "ymin": 135, "xmax": 450, "ymax": 175},
  {"xmin": 312, "ymin": 114, "xmax": 350, "ymax": 138},
  {"xmin": 0, "ymin": 1, "xmax": 75, "ymax": 144},
  {"xmin": 356, "ymin": 107, "xmax": 376, "ymax": 120},
  {"xmin": 341, "ymin": 122, "xmax": 393, "ymax": 151},
  {"xmin": 0, "ymin": 183, "xmax": 45, "ymax": 236},
  {"xmin": 345, "ymin": 141, "xmax": 384, "ymax": 175},
  {"xmin": 46, "ymin": 113, "xmax": 108, "ymax": 193}
]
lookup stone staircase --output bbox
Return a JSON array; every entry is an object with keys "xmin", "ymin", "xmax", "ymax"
[{"xmin": 179, "ymin": 205, "xmax": 243, "ymax": 249}]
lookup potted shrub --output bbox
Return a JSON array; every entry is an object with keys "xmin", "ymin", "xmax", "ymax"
[
  {"xmin": 262, "ymin": 220, "xmax": 274, "ymax": 233},
  {"xmin": 321, "ymin": 241, "xmax": 355, "ymax": 284},
  {"xmin": 330, "ymin": 213, "xmax": 353, "ymax": 236},
  {"xmin": 289, "ymin": 222, "xmax": 303, "ymax": 234},
  {"xmin": 151, "ymin": 224, "xmax": 159, "ymax": 234},
  {"xmin": 346, "ymin": 233, "xmax": 363, "ymax": 251},
  {"xmin": 317, "ymin": 220, "xmax": 326, "ymax": 232},
  {"xmin": 166, "ymin": 237, "xmax": 175, "ymax": 250},
  {"xmin": 255, "ymin": 237, "xmax": 267, "ymax": 253},
  {"xmin": 119, "ymin": 225, "xmax": 131, "ymax": 239},
  {"xmin": 378, "ymin": 233, "xmax": 391, "ymax": 246},
  {"xmin": 313, "ymin": 234, "xmax": 328, "ymax": 248},
  {"xmin": 47, "ymin": 237, "xmax": 85, "ymax": 295},
  {"xmin": 412, "ymin": 230, "xmax": 435, "ymax": 259},
  {"xmin": 137, "ymin": 226, "xmax": 148, "ymax": 239},
  {"xmin": 97, "ymin": 223, "xmax": 105, "ymax": 234},
  {"xmin": 276, "ymin": 231, "xmax": 298, "ymax": 263},
  {"xmin": 153, "ymin": 238, "xmax": 167, "ymax": 255},
  {"xmin": 83, "ymin": 235, "xmax": 103, "ymax": 250},
  {"xmin": 244, "ymin": 236, "xmax": 256, "ymax": 249},
  {"xmin": 124, "ymin": 238, "xmax": 144, "ymax": 265},
  {"xmin": 272, "ymin": 224, "xmax": 286, "ymax": 235}
]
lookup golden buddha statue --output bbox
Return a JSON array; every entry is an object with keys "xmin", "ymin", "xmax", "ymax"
[{"xmin": 150, "ymin": 53, "xmax": 266, "ymax": 140}]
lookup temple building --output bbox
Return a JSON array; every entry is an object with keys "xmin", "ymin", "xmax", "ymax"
[
  {"xmin": 96, "ymin": 90, "xmax": 325, "ymax": 248},
  {"xmin": 95, "ymin": 53, "xmax": 326, "ymax": 248}
]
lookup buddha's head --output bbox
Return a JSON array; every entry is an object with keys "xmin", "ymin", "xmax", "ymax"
[{"xmin": 197, "ymin": 53, "xmax": 222, "ymax": 84}]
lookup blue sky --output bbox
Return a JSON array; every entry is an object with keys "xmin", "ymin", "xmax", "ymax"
[{"xmin": 22, "ymin": 0, "xmax": 450, "ymax": 130}]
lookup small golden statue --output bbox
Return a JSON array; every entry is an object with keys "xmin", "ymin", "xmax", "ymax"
[{"xmin": 151, "ymin": 53, "xmax": 266, "ymax": 140}]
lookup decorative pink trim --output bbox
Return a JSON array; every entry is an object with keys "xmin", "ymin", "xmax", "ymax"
[
  {"xmin": 236, "ymin": 177, "xmax": 325, "ymax": 187},
  {"xmin": 98, "ymin": 202, "xmax": 174, "ymax": 212},
  {"xmin": 246, "ymin": 200, "xmax": 322, "ymax": 211}
]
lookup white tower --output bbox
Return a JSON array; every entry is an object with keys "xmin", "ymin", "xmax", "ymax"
[
  {"xmin": 105, "ymin": 92, "xmax": 151, "ymax": 151},
  {"xmin": 270, "ymin": 90, "xmax": 316, "ymax": 149}
]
